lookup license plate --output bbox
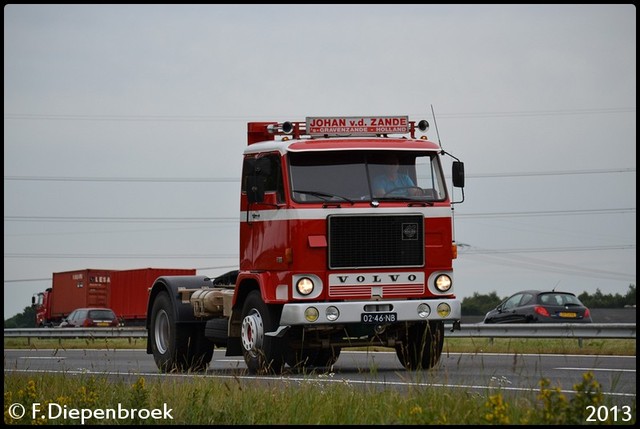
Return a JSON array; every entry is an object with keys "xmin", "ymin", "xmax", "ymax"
[
  {"xmin": 361, "ymin": 313, "xmax": 397, "ymax": 323},
  {"xmin": 559, "ymin": 312, "xmax": 577, "ymax": 318},
  {"xmin": 96, "ymin": 322, "xmax": 109, "ymax": 326}
]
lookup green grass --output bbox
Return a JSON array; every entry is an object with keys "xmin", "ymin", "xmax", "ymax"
[
  {"xmin": 444, "ymin": 337, "xmax": 636, "ymax": 356},
  {"xmin": 4, "ymin": 371, "xmax": 635, "ymax": 425},
  {"xmin": 4, "ymin": 337, "xmax": 147, "ymax": 350}
]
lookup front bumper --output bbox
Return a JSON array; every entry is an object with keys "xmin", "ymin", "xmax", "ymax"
[{"xmin": 279, "ymin": 298, "xmax": 461, "ymax": 325}]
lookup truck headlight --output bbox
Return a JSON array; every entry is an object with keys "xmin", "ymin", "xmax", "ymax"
[
  {"xmin": 296, "ymin": 277, "xmax": 314, "ymax": 296},
  {"xmin": 326, "ymin": 306, "xmax": 339, "ymax": 321},
  {"xmin": 417, "ymin": 303, "xmax": 431, "ymax": 318},
  {"xmin": 437, "ymin": 303, "xmax": 452, "ymax": 318},
  {"xmin": 434, "ymin": 274, "xmax": 452, "ymax": 292},
  {"xmin": 304, "ymin": 307, "xmax": 319, "ymax": 322}
]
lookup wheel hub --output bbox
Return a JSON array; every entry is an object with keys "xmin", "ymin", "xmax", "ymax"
[
  {"xmin": 154, "ymin": 309, "xmax": 169, "ymax": 354},
  {"xmin": 241, "ymin": 310, "xmax": 264, "ymax": 356}
]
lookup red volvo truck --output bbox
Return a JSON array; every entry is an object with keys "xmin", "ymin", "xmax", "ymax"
[
  {"xmin": 32, "ymin": 268, "xmax": 196, "ymax": 327},
  {"xmin": 145, "ymin": 115, "xmax": 465, "ymax": 374}
]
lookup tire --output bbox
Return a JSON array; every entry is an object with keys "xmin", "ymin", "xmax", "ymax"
[
  {"xmin": 306, "ymin": 347, "xmax": 341, "ymax": 368},
  {"xmin": 286, "ymin": 347, "xmax": 342, "ymax": 371},
  {"xmin": 149, "ymin": 292, "xmax": 214, "ymax": 373},
  {"xmin": 395, "ymin": 321, "xmax": 444, "ymax": 370},
  {"xmin": 240, "ymin": 290, "xmax": 285, "ymax": 374},
  {"xmin": 205, "ymin": 318, "xmax": 229, "ymax": 346}
]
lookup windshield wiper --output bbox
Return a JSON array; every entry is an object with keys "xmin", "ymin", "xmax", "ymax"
[{"xmin": 293, "ymin": 190, "xmax": 354, "ymax": 204}]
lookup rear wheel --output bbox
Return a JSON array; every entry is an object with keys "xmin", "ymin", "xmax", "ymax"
[
  {"xmin": 286, "ymin": 346, "xmax": 342, "ymax": 370},
  {"xmin": 149, "ymin": 292, "xmax": 213, "ymax": 372},
  {"xmin": 240, "ymin": 290, "xmax": 286, "ymax": 374},
  {"xmin": 307, "ymin": 347, "xmax": 341, "ymax": 367},
  {"xmin": 395, "ymin": 321, "xmax": 444, "ymax": 370}
]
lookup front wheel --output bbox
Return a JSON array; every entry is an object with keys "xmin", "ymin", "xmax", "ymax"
[
  {"xmin": 240, "ymin": 290, "xmax": 285, "ymax": 374},
  {"xmin": 395, "ymin": 321, "xmax": 444, "ymax": 370}
]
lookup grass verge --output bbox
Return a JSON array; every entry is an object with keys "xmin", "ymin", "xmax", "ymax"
[{"xmin": 4, "ymin": 371, "xmax": 635, "ymax": 425}]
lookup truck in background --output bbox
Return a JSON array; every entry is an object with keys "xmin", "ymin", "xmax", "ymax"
[
  {"xmin": 145, "ymin": 115, "xmax": 466, "ymax": 375},
  {"xmin": 32, "ymin": 267, "xmax": 196, "ymax": 327}
]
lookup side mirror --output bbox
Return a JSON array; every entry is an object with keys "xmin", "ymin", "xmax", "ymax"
[
  {"xmin": 245, "ymin": 157, "xmax": 272, "ymax": 204},
  {"xmin": 255, "ymin": 157, "xmax": 271, "ymax": 176},
  {"xmin": 452, "ymin": 161, "xmax": 465, "ymax": 188},
  {"xmin": 247, "ymin": 175, "xmax": 265, "ymax": 204},
  {"xmin": 247, "ymin": 157, "xmax": 272, "ymax": 176}
]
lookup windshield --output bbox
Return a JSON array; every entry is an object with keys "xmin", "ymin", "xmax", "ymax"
[
  {"xmin": 88, "ymin": 309, "xmax": 116, "ymax": 320},
  {"xmin": 288, "ymin": 150, "xmax": 446, "ymax": 203},
  {"xmin": 538, "ymin": 293, "xmax": 584, "ymax": 306}
]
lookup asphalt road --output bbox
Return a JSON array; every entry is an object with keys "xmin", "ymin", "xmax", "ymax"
[{"xmin": 4, "ymin": 347, "xmax": 635, "ymax": 409}]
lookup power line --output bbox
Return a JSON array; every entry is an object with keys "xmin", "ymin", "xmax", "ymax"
[
  {"xmin": 4, "ymin": 216, "xmax": 236, "ymax": 223},
  {"xmin": 459, "ymin": 246, "xmax": 636, "ymax": 282},
  {"xmin": 4, "ymin": 246, "xmax": 634, "ymax": 285},
  {"xmin": 4, "ymin": 253, "xmax": 237, "ymax": 259},
  {"xmin": 4, "ymin": 167, "xmax": 635, "ymax": 183},
  {"xmin": 460, "ymin": 244, "xmax": 635, "ymax": 254},
  {"xmin": 424, "ymin": 107, "xmax": 635, "ymax": 119},
  {"xmin": 4, "ymin": 176, "xmax": 240, "ymax": 182},
  {"xmin": 4, "ymin": 264, "xmax": 240, "ymax": 284},
  {"xmin": 4, "ymin": 245, "xmax": 634, "ymax": 260},
  {"xmin": 4, "ymin": 277, "xmax": 52, "ymax": 283},
  {"xmin": 466, "ymin": 168, "xmax": 635, "ymax": 178},
  {"xmin": 455, "ymin": 208, "xmax": 636, "ymax": 219},
  {"xmin": 4, "ymin": 107, "xmax": 635, "ymax": 122},
  {"xmin": 3, "ymin": 114, "xmax": 254, "ymax": 122},
  {"xmin": 3, "ymin": 208, "xmax": 634, "ymax": 223}
]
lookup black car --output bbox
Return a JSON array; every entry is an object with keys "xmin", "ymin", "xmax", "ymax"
[
  {"xmin": 58, "ymin": 308, "xmax": 120, "ymax": 328},
  {"xmin": 483, "ymin": 290, "xmax": 592, "ymax": 323}
]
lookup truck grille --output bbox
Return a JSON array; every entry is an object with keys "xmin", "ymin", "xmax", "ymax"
[
  {"xmin": 328, "ymin": 214, "xmax": 424, "ymax": 268},
  {"xmin": 328, "ymin": 284, "xmax": 425, "ymax": 298}
]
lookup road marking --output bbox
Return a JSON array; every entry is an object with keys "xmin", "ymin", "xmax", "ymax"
[
  {"xmin": 19, "ymin": 356, "xmax": 66, "ymax": 360},
  {"xmin": 555, "ymin": 367, "xmax": 635, "ymax": 372}
]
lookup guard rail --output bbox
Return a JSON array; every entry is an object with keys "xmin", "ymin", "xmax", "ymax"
[
  {"xmin": 3, "ymin": 323, "xmax": 636, "ymax": 340},
  {"xmin": 4, "ymin": 327, "xmax": 147, "ymax": 338}
]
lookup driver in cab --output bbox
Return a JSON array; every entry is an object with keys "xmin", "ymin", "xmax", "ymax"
[{"xmin": 372, "ymin": 155, "xmax": 420, "ymax": 197}]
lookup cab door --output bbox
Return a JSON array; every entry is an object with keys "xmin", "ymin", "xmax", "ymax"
[{"xmin": 240, "ymin": 153, "xmax": 287, "ymax": 271}]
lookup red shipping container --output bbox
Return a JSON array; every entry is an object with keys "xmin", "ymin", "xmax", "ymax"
[
  {"xmin": 50, "ymin": 269, "xmax": 115, "ymax": 318},
  {"xmin": 108, "ymin": 268, "xmax": 196, "ymax": 323}
]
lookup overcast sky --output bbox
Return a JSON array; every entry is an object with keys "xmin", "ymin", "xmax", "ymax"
[{"xmin": 4, "ymin": 4, "xmax": 636, "ymax": 319}]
